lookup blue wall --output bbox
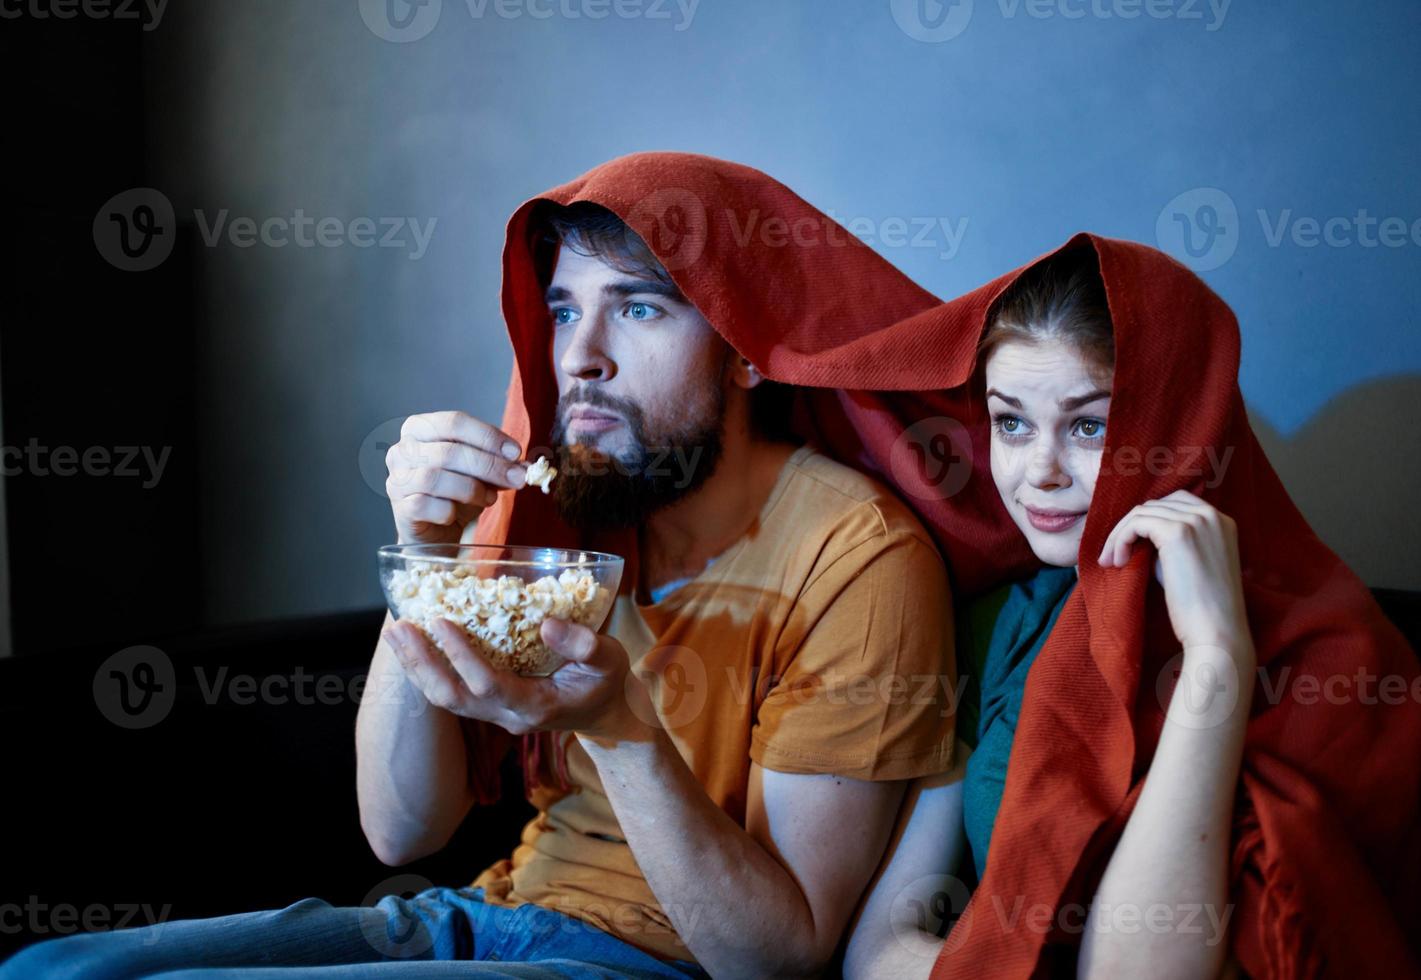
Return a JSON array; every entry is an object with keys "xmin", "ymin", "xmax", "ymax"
[{"xmin": 146, "ymin": 0, "xmax": 1420, "ymax": 619}]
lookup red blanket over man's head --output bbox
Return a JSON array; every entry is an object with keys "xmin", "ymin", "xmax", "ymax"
[
  {"xmin": 466, "ymin": 149, "xmax": 1046, "ymax": 799},
  {"xmin": 468, "ymin": 152, "xmax": 1420, "ymax": 977},
  {"xmin": 473, "ymin": 150, "xmax": 1032, "ymax": 585}
]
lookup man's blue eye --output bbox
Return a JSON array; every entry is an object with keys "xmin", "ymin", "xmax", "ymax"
[
  {"xmin": 626, "ymin": 302, "xmax": 659, "ymax": 321},
  {"xmin": 551, "ymin": 308, "xmax": 578, "ymax": 326}
]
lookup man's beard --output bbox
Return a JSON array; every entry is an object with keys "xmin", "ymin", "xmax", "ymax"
[{"xmin": 549, "ymin": 384, "xmax": 724, "ymax": 532}]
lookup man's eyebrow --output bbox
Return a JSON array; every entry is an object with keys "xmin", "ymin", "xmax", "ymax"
[
  {"xmin": 603, "ymin": 278, "xmax": 685, "ymax": 301},
  {"xmin": 985, "ymin": 388, "xmax": 1021, "ymax": 408},
  {"xmin": 544, "ymin": 279, "xmax": 686, "ymax": 306},
  {"xmin": 1059, "ymin": 389, "xmax": 1111, "ymax": 412}
]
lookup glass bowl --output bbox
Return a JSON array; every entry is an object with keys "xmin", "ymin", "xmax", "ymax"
[{"xmin": 378, "ymin": 544, "xmax": 624, "ymax": 677}]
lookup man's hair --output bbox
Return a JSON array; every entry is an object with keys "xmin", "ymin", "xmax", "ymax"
[{"xmin": 530, "ymin": 200, "xmax": 798, "ymax": 443}]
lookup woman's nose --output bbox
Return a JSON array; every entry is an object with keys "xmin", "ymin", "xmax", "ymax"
[{"xmin": 1025, "ymin": 438, "xmax": 1070, "ymax": 490}]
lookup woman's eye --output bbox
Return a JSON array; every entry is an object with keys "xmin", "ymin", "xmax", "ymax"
[
  {"xmin": 1073, "ymin": 418, "xmax": 1106, "ymax": 440},
  {"xmin": 993, "ymin": 414, "xmax": 1031, "ymax": 440},
  {"xmin": 550, "ymin": 307, "xmax": 579, "ymax": 326}
]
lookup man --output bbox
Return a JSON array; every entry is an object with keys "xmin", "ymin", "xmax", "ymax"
[
  {"xmin": 1, "ymin": 153, "xmax": 960, "ymax": 979},
  {"xmin": 364, "ymin": 161, "xmax": 960, "ymax": 977}
]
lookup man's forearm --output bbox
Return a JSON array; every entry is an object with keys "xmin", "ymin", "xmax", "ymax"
[
  {"xmin": 578, "ymin": 723, "xmax": 833, "ymax": 978},
  {"xmin": 355, "ymin": 613, "xmax": 476, "ymax": 865}
]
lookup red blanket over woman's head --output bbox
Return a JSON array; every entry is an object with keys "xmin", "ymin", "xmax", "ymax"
[
  {"xmin": 469, "ymin": 152, "xmax": 1419, "ymax": 976},
  {"xmin": 905, "ymin": 234, "xmax": 1421, "ymax": 978}
]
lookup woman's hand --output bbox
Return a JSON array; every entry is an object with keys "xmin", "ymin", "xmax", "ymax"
[{"xmin": 1098, "ymin": 489, "xmax": 1250, "ymax": 653}]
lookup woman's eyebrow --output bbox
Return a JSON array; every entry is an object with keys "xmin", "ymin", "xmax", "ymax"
[
  {"xmin": 985, "ymin": 388, "xmax": 1021, "ymax": 408},
  {"xmin": 1059, "ymin": 390, "xmax": 1111, "ymax": 412}
]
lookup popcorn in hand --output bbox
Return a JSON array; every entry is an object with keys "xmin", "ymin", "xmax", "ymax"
[{"xmin": 523, "ymin": 456, "xmax": 557, "ymax": 494}]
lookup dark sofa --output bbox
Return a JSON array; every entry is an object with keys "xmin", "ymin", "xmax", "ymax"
[{"xmin": 1, "ymin": 591, "xmax": 1417, "ymax": 961}]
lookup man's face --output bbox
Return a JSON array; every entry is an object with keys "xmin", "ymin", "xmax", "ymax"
[{"xmin": 544, "ymin": 245, "xmax": 729, "ymax": 529}]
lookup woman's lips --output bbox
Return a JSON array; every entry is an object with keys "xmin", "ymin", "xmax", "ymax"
[{"xmin": 1023, "ymin": 506, "xmax": 1086, "ymax": 533}]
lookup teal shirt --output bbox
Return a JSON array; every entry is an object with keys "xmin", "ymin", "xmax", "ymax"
[{"xmin": 957, "ymin": 566, "xmax": 1078, "ymax": 879}]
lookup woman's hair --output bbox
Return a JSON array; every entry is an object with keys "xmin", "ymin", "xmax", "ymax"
[{"xmin": 979, "ymin": 245, "xmax": 1115, "ymax": 381}]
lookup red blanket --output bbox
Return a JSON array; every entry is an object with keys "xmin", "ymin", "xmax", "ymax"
[
  {"xmin": 468, "ymin": 152, "xmax": 1420, "ymax": 977},
  {"xmin": 904, "ymin": 235, "xmax": 1421, "ymax": 978}
]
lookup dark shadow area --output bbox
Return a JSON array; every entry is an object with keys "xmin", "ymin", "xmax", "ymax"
[
  {"xmin": 1, "ymin": 4, "xmax": 204, "ymax": 656},
  {"xmin": 1249, "ymin": 374, "xmax": 1421, "ymax": 592},
  {"xmin": 0, "ymin": 610, "xmax": 536, "ymax": 962}
]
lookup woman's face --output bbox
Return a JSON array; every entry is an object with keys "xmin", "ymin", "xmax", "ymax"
[{"xmin": 985, "ymin": 337, "xmax": 1113, "ymax": 568}]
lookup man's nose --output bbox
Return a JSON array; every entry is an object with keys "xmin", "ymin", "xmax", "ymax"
[{"xmin": 558, "ymin": 315, "xmax": 616, "ymax": 383}]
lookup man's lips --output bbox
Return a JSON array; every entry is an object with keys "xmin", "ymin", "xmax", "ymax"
[
  {"xmin": 1022, "ymin": 505, "xmax": 1086, "ymax": 533},
  {"xmin": 565, "ymin": 407, "xmax": 622, "ymax": 434}
]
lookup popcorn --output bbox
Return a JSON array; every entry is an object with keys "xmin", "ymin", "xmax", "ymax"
[
  {"xmin": 523, "ymin": 456, "xmax": 557, "ymax": 494},
  {"xmin": 387, "ymin": 563, "xmax": 610, "ymax": 675}
]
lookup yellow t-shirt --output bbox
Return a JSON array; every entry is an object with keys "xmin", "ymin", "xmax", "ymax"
[{"xmin": 471, "ymin": 444, "xmax": 957, "ymax": 963}]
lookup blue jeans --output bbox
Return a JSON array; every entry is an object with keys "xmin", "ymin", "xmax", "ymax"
[{"xmin": 0, "ymin": 887, "xmax": 709, "ymax": 979}]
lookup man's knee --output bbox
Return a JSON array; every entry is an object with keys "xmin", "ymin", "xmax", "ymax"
[{"xmin": 0, "ymin": 931, "xmax": 110, "ymax": 980}]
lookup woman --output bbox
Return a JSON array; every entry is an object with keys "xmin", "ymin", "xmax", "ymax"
[{"xmin": 843, "ymin": 238, "xmax": 1421, "ymax": 978}]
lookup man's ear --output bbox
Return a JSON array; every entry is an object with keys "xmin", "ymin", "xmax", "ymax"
[{"xmin": 729, "ymin": 352, "xmax": 767, "ymax": 391}]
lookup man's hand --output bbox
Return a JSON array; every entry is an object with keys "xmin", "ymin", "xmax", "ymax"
[
  {"xmin": 386, "ymin": 410, "xmax": 529, "ymax": 546},
  {"xmin": 381, "ymin": 616, "xmax": 652, "ymax": 742}
]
